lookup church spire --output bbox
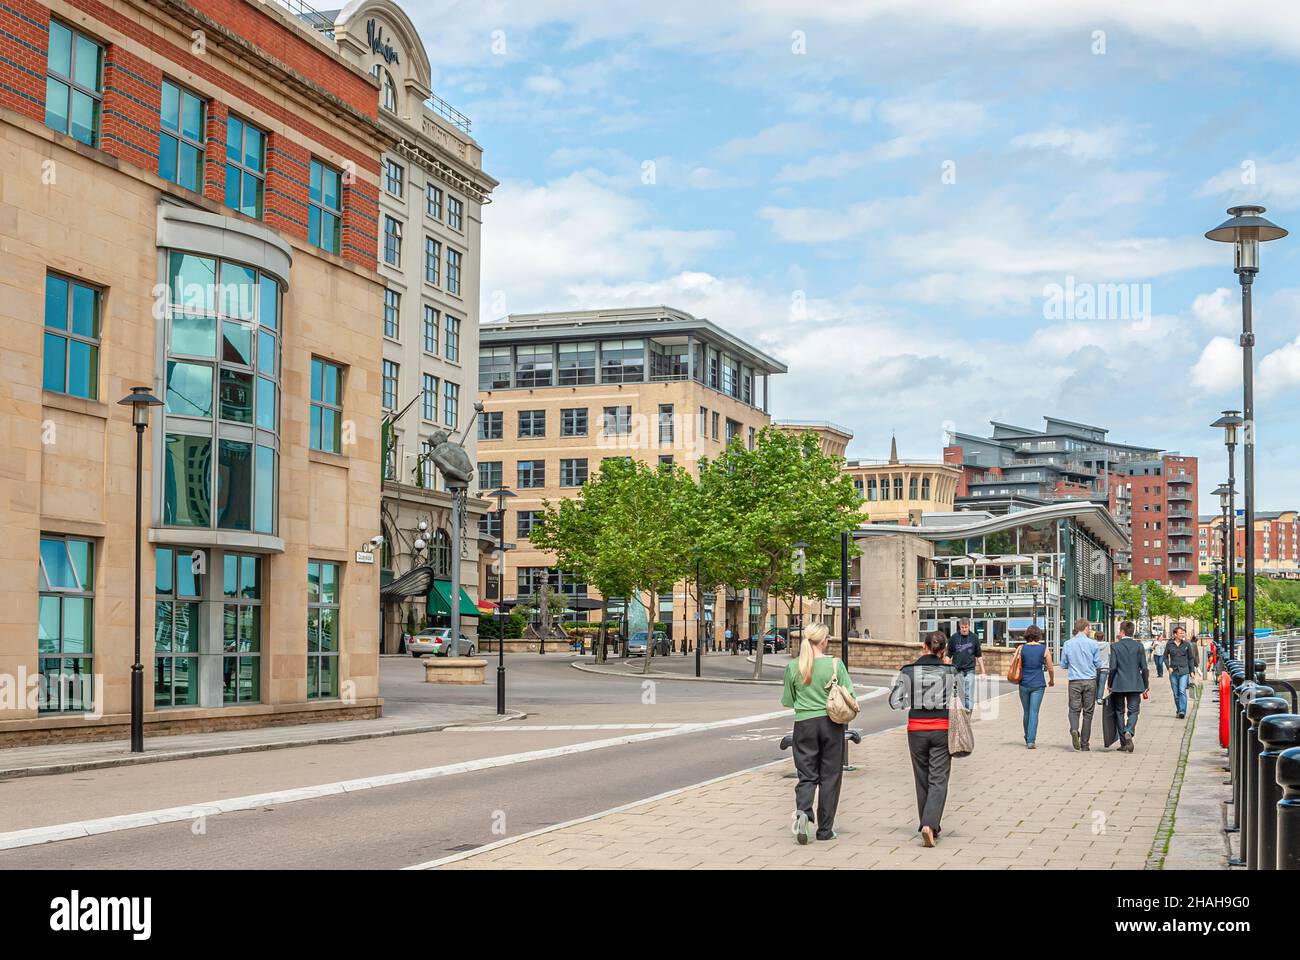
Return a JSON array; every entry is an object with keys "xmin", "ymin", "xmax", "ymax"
[{"xmin": 889, "ymin": 433, "xmax": 899, "ymax": 465}]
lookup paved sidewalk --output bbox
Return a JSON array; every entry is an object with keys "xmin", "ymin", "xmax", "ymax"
[
  {"xmin": 432, "ymin": 678, "xmax": 1196, "ymax": 870},
  {"xmin": 1160, "ymin": 682, "xmax": 1231, "ymax": 869}
]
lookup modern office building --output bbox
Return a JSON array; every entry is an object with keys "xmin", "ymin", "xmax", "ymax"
[
  {"xmin": 1, "ymin": 0, "xmax": 392, "ymax": 743},
  {"xmin": 476, "ymin": 306, "xmax": 797, "ymax": 646},
  {"xmin": 945, "ymin": 417, "xmax": 1198, "ymax": 587},
  {"xmin": 843, "ymin": 438, "xmax": 962, "ymax": 525},
  {"xmin": 314, "ymin": 1, "xmax": 498, "ymax": 651},
  {"xmin": 1200, "ymin": 510, "xmax": 1300, "ymax": 579}
]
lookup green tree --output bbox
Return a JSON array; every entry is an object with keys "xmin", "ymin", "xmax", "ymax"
[{"xmin": 696, "ymin": 428, "xmax": 860, "ymax": 680}]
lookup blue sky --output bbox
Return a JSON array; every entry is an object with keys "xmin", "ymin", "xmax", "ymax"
[{"xmin": 404, "ymin": 0, "xmax": 1300, "ymax": 511}]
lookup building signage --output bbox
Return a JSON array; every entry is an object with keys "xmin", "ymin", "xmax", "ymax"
[
  {"xmin": 356, "ymin": 551, "xmax": 376, "ymax": 564},
  {"xmin": 366, "ymin": 19, "xmax": 400, "ymax": 64},
  {"xmin": 928, "ymin": 593, "xmax": 1041, "ymax": 609}
]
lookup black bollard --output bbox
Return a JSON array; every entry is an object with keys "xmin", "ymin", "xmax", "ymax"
[
  {"xmin": 1247, "ymin": 697, "xmax": 1288, "ymax": 870},
  {"xmin": 1276, "ymin": 746, "xmax": 1300, "ymax": 870},
  {"xmin": 1258, "ymin": 712, "xmax": 1300, "ymax": 871},
  {"xmin": 1229, "ymin": 680, "xmax": 1259, "ymax": 850},
  {"xmin": 1225, "ymin": 667, "xmax": 1247, "ymax": 825},
  {"xmin": 1239, "ymin": 684, "xmax": 1273, "ymax": 866}
]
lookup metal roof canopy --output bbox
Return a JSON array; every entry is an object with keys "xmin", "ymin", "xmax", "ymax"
[{"xmin": 853, "ymin": 500, "xmax": 1130, "ymax": 553}]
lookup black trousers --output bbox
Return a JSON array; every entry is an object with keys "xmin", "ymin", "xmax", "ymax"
[
  {"xmin": 907, "ymin": 728, "xmax": 951, "ymax": 833},
  {"xmin": 1109, "ymin": 691, "xmax": 1142, "ymax": 740},
  {"xmin": 792, "ymin": 715, "xmax": 845, "ymax": 839}
]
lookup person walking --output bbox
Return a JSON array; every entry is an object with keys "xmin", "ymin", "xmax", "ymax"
[
  {"xmin": 1165, "ymin": 625, "xmax": 1199, "ymax": 719},
  {"xmin": 890, "ymin": 631, "xmax": 958, "ymax": 847},
  {"xmin": 1094, "ymin": 627, "xmax": 1112, "ymax": 707},
  {"xmin": 1107, "ymin": 620, "xmax": 1150, "ymax": 753},
  {"xmin": 1060, "ymin": 618, "xmax": 1102, "ymax": 751},
  {"xmin": 781, "ymin": 623, "xmax": 854, "ymax": 844},
  {"xmin": 725, "ymin": 625, "xmax": 734, "ymax": 655},
  {"xmin": 945, "ymin": 617, "xmax": 986, "ymax": 710},
  {"xmin": 1152, "ymin": 635, "xmax": 1167, "ymax": 678},
  {"xmin": 1015, "ymin": 625, "xmax": 1054, "ymax": 749}
]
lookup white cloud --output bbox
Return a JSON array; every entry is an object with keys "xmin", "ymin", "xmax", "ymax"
[
  {"xmin": 1198, "ymin": 155, "xmax": 1300, "ymax": 206},
  {"xmin": 1192, "ymin": 336, "xmax": 1240, "ymax": 392},
  {"xmin": 1261, "ymin": 337, "xmax": 1300, "ymax": 395},
  {"xmin": 714, "ymin": 123, "xmax": 826, "ymax": 160},
  {"xmin": 1191, "ymin": 287, "xmax": 1237, "ymax": 334},
  {"xmin": 773, "ymin": 151, "xmax": 868, "ymax": 183},
  {"xmin": 1010, "ymin": 125, "xmax": 1128, "ymax": 162}
]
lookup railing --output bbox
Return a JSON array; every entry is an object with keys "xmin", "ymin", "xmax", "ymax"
[
  {"xmin": 425, "ymin": 94, "xmax": 472, "ymax": 134},
  {"xmin": 269, "ymin": 0, "xmax": 336, "ymax": 37},
  {"xmin": 1257, "ymin": 630, "xmax": 1300, "ymax": 671},
  {"xmin": 918, "ymin": 577, "xmax": 1059, "ymax": 598},
  {"xmin": 778, "ymin": 419, "xmax": 855, "ymax": 437},
  {"xmin": 825, "ymin": 581, "xmax": 861, "ymax": 605}
]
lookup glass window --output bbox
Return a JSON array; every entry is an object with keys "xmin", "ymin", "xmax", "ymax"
[
  {"xmin": 444, "ymin": 315, "xmax": 460, "ymax": 362},
  {"xmin": 307, "ymin": 560, "xmax": 340, "ymax": 699},
  {"xmin": 308, "ymin": 158, "xmax": 343, "ymax": 255},
  {"xmin": 383, "ymin": 288, "xmax": 400, "ymax": 338},
  {"xmin": 560, "ymin": 408, "xmax": 587, "ymax": 437},
  {"xmin": 421, "ymin": 373, "xmax": 438, "ymax": 422},
  {"xmin": 560, "ymin": 458, "xmax": 588, "ymax": 487},
  {"xmin": 517, "ymin": 510, "xmax": 542, "ymax": 539},
  {"xmin": 478, "ymin": 461, "xmax": 502, "ymax": 493},
  {"xmin": 658, "ymin": 404, "xmax": 674, "ymax": 444},
  {"xmin": 446, "ymin": 248, "xmax": 462, "ymax": 295},
  {"xmin": 479, "ymin": 412, "xmax": 503, "ymax": 441},
  {"xmin": 558, "ymin": 342, "xmax": 596, "ymax": 385},
  {"xmin": 601, "ymin": 340, "xmax": 644, "ymax": 383},
  {"xmin": 310, "ymin": 357, "xmax": 343, "ymax": 453},
  {"xmin": 480, "ymin": 346, "xmax": 511, "ymax": 391},
  {"xmin": 159, "ymin": 79, "xmax": 205, "ymax": 192},
  {"xmin": 43, "ymin": 273, "xmax": 100, "ymax": 399},
  {"xmin": 518, "ymin": 460, "xmax": 545, "ymax": 488},
  {"xmin": 603, "ymin": 405, "xmax": 631, "ymax": 435},
  {"xmin": 519, "ymin": 409, "xmax": 545, "ymax": 438},
  {"xmin": 383, "ymin": 158, "xmax": 404, "ymax": 197},
  {"xmin": 374, "ymin": 65, "xmax": 397, "ymax": 112},
  {"xmin": 154, "ymin": 546, "xmax": 202, "ymax": 707},
  {"xmin": 38, "ymin": 536, "xmax": 96, "ymax": 713},
  {"xmin": 424, "ymin": 237, "xmax": 441, "ymax": 285},
  {"xmin": 516, "ymin": 344, "xmax": 553, "ymax": 387},
  {"xmin": 447, "ymin": 196, "xmax": 464, "ymax": 230},
  {"xmin": 224, "ymin": 115, "xmax": 266, "ymax": 219},
  {"xmin": 45, "ymin": 21, "xmax": 103, "ymax": 146},
  {"xmin": 383, "ymin": 216, "xmax": 402, "ymax": 266},
  {"xmin": 426, "ymin": 183, "xmax": 443, "ymax": 219},
  {"xmin": 422, "ymin": 306, "xmax": 439, "ymax": 354},
  {"xmin": 443, "ymin": 381, "xmax": 459, "ymax": 429},
  {"xmin": 382, "ymin": 360, "xmax": 399, "ymax": 411},
  {"xmin": 222, "ymin": 554, "xmax": 261, "ymax": 704}
]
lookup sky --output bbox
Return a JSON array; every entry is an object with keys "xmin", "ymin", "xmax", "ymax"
[{"xmin": 401, "ymin": 0, "xmax": 1300, "ymax": 513}]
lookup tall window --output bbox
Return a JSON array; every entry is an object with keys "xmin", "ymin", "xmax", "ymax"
[
  {"xmin": 446, "ymin": 248, "xmax": 462, "ymax": 295},
  {"xmin": 422, "ymin": 373, "xmax": 438, "ymax": 422},
  {"xmin": 426, "ymin": 183, "xmax": 443, "ymax": 219},
  {"xmin": 310, "ymin": 357, "xmax": 343, "ymax": 453},
  {"xmin": 517, "ymin": 511, "xmax": 542, "ymax": 539},
  {"xmin": 383, "ymin": 158, "xmax": 404, "ymax": 197},
  {"xmin": 383, "ymin": 288, "xmax": 400, "ymax": 338},
  {"xmin": 224, "ymin": 116, "xmax": 266, "ymax": 219},
  {"xmin": 43, "ymin": 273, "xmax": 100, "ymax": 399},
  {"xmin": 478, "ymin": 461, "xmax": 502, "ymax": 492},
  {"xmin": 558, "ymin": 342, "xmax": 596, "ymax": 385},
  {"xmin": 603, "ymin": 405, "xmax": 631, "ymax": 435},
  {"xmin": 159, "ymin": 79, "xmax": 205, "ymax": 192},
  {"xmin": 308, "ymin": 159, "xmax": 343, "ymax": 255},
  {"xmin": 560, "ymin": 458, "xmax": 588, "ymax": 487},
  {"xmin": 479, "ymin": 412, "xmax": 503, "ymax": 440},
  {"xmin": 154, "ymin": 547, "xmax": 201, "ymax": 707},
  {"xmin": 447, "ymin": 196, "xmax": 464, "ymax": 230},
  {"xmin": 443, "ymin": 381, "xmax": 459, "ymax": 429},
  {"xmin": 38, "ymin": 536, "xmax": 95, "ymax": 713},
  {"xmin": 444, "ymin": 315, "xmax": 460, "ymax": 362},
  {"xmin": 422, "ymin": 306, "xmax": 439, "ymax": 353},
  {"xmin": 307, "ymin": 560, "xmax": 340, "ymax": 700},
  {"xmin": 373, "ymin": 65, "xmax": 397, "ymax": 110},
  {"xmin": 383, "ymin": 216, "xmax": 402, "ymax": 266},
  {"xmin": 163, "ymin": 254, "xmax": 279, "ymax": 534},
  {"xmin": 222, "ymin": 554, "xmax": 261, "ymax": 704},
  {"xmin": 480, "ymin": 347, "xmax": 511, "ymax": 391},
  {"xmin": 516, "ymin": 345, "xmax": 553, "ymax": 387},
  {"xmin": 658, "ymin": 404, "xmax": 674, "ymax": 444},
  {"xmin": 424, "ymin": 237, "xmax": 441, "ymax": 285},
  {"xmin": 45, "ymin": 21, "xmax": 102, "ymax": 146},
  {"xmin": 382, "ymin": 360, "xmax": 398, "ymax": 411},
  {"xmin": 519, "ymin": 409, "xmax": 545, "ymax": 438},
  {"xmin": 561, "ymin": 408, "xmax": 587, "ymax": 437},
  {"xmin": 601, "ymin": 340, "xmax": 644, "ymax": 383},
  {"xmin": 518, "ymin": 460, "xmax": 545, "ymax": 488}
]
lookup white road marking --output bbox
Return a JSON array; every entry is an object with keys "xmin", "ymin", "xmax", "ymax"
[{"xmin": 0, "ymin": 694, "xmax": 879, "ymax": 854}]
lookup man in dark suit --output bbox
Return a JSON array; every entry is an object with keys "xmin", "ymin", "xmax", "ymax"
[{"xmin": 1107, "ymin": 620, "xmax": 1150, "ymax": 753}]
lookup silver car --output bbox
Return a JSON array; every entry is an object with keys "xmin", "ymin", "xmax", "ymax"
[{"xmin": 409, "ymin": 628, "xmax": 475, "ymax": 658}]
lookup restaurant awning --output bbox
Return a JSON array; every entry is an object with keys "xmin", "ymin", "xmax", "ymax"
[{"xmin": 426, "ymin": 580, "xmax": 481, "ymax": 618}]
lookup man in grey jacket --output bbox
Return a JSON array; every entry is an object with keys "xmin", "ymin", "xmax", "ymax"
[{"xmin": 1107, "ymin": 620, "xmax": 1150, "ymax": 753}]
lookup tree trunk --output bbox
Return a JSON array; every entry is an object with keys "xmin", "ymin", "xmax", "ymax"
[
  {"xmin": 752, "ymin": 582, "xmax": 772, "ymax": 680},
  {"xmin": 598, "ymin": 597, "xmax": 608, "ymax": 663},
  {"xmin": 642, "ymin": 587, "xmax": 657, "ymax": 674}
]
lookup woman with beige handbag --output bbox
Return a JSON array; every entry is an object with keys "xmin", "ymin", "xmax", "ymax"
[{"xmin": 780, "ymin": 623, "xmax": 857, "ymax": 845}]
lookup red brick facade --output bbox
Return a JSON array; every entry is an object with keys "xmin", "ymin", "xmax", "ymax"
[
  {"xmin": 100, "ymin": 44, "xmax": 161, "ymax": 169},
  {"xmin": 0, "ymin": 0, "xmax": 47, "ymax": 122}
]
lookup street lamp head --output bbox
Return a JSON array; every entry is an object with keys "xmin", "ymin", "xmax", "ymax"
[
  {"xmin": 1206, "ymin": 205, "xmax": 1288, "ymax": 273},
  {"xmin": 117, "ymin": 385, "xmax": 163, "ymax": 428},
  {"xmin": 1211, "ymin": 410, "xmax": 1243, "ymax": 447},
  {"xmin": 488, "ymin": 487, "xmax": 517, "ymax": 503},
  {"xmin": 1213, "ymin": 482, "xmax": 1233, "ymax": 510}
]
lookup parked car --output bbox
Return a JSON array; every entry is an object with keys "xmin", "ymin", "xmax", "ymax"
[
  {"xmin": 759, "ymin": 632, "xmax": 789, "ymax": 654},
  {"xmin": 409, "ymin": 628, "xmax": 475, "ymax": 658},
  {"xmin": 627, "ymin": 630, "xmax": 670, "ymax": 657}
]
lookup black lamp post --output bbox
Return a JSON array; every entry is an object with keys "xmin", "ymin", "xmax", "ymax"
[
  {"xmin": 1211, "ymin": 558, "xmax": 1223, "ymax": 654},
  {"xmin": 1212, "ymin": 415, "xmax": 1242, "ymax": 656},
  {"xmin": 840, "ymin": 531, "xmax": 850, "ymax": 665},
  {"xmin": 793, "ymin": 540, "xmax": 807, "ymax": 650},
  {"xmin": 1207, "ymin": 207, "xmax": 1288, "ymax": 680},
  {"xmin": 117, "ymin": 386, "xmax": 163, "ymax": 753},
  {"xmin": 1214, "ymin": 480, "xmax": 1236, "ymax": 659},
  {"xmin": 692, "ymin": 546, "xmax": 703, "ymax": 678},
  {"xmin": 487, "ymin": 487, "xmax": 516, "ymax": 715}
]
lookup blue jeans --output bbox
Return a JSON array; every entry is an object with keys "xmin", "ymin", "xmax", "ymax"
[
  {"xmin": 959, "ymin": 670, "xmax": 976, "ymax": 710},
  {"xmin": 1019, "ymin": 684, "xmax": 1046, "ymax": 745},
  {"xmin": 1154, "ymin": 654, "xmax": 1165, "ymax": 677},
  {"xmin": 1170, "ymin": 672, "xmax": 1190, "ymax": 714}
]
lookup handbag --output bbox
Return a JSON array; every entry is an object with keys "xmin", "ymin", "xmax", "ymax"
[
  {"xmin": 948, "ymin": 680, "xmax": 974, "ymax": 758},
  {"xmin": 825, "ymin": 658, "xmax": 860, "ymax": 724},
  {"xmin": 1006, "ymin": 645, "xmax": 1023, "ymax": 684}
]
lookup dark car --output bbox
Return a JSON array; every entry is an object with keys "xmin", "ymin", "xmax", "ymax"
[{"xmin": 627, "ymin": 630, "xmax": 671, "ymax": 657}]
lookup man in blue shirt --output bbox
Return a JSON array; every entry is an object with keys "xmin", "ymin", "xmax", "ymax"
[{"xmin": 1060, "ymin": 617, "xmax": 1102, "ymax": 751}]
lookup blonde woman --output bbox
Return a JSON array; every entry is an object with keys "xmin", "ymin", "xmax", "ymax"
[{"xmin": 781, "ymin": 623, "xmax": 855, "ymax": 844}]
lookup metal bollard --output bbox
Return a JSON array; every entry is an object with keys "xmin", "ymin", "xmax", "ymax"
[
  {"xmin": 1225, "ymin": 666, "xmax": 1247, "ymax": 827},
  {"xmin": 1247, "ymin": 697, "xmax": 1289, "ymax": 869},
  {"xmin": 1237, "ymin": 683, "xmax": 1273, "ymax": 865},
  {"xmin": 1276, "ymin": 746, "xmax": 1300, "ymax": 870},
  {"xmin": 1257, "ymin": 712, "xmax": 1300, "ymax": 871}
]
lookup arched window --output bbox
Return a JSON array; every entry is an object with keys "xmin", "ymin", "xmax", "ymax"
[
  {"xmin": 372, "ymin": 64, "xmax": 398, "ymax": 112},
  {"xmin": 431, "ymin": 528, "xmax": 451, "ymax": 577}
]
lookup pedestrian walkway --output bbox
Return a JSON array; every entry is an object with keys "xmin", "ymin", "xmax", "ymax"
[
  {"xmin": 1160, "ymin": 682, "xmax": 1229, "ymax": 869},
  {"xmin": 428, "ymin": 677, "xmax": 1196, "ymax": 870}
]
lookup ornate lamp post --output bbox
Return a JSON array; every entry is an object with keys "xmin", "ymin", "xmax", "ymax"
[
  {"xmin": 488, "ymin": 487, "xmax": 516, "ymax": 714},
  {"xmin": 793, "ymin": 540, "xmax": 807, "ymax": 651},
  {"xmin": 117, "ymin": 386, "xmax": 163, "ymax": 753},
  {"xmin": 1207, "ymin": 207, "xmax": 1288, "ymax": 678},
  {"xmin": 1214, "ymin": 480, "xmax": 1235, "ymax": 659}
]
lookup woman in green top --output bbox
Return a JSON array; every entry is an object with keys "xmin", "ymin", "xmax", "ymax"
[{"xmin": 781, "ymin": 622, "xmax": 855, "ymax": 844}]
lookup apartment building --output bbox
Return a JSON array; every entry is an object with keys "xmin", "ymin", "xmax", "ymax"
[
  {"xmin": 476, "ymin": 307, "xmax": 790, "ymax": 646},
  {"xmin": 314, "ymin": 2, "xmax": 498, "ymax": 651},
  {"xmin": 0, "ymin": 0, "xmax": 392, "ymax": 743},
  {"xmin": 1200, "ymin": 510, "xmax": 1300, "ymax": 579}
]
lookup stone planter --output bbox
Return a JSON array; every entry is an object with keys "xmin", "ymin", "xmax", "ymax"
[{"xmin": 423, "ymin": 657, "xmax": 487, "ymax": 684}]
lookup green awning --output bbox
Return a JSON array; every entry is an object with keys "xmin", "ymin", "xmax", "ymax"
[{"xmin": 426, "ymin": 580, "xmax": 481, "ymax": 617}]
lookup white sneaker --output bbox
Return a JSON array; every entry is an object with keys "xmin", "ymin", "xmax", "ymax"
[{"xmin": 792, "ymin": 811, "xmax": 813, "ymax": 845}]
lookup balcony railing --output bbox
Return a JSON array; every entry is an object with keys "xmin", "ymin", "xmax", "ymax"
[
  {"xmin": 425, "ymin": 94, "xmax": 472, "ymax": 134},
  {"xmin": 270, "ymin": 0, "xmax": 336, "ymax": 37},
  {"xmin": 1168, "ymin": 490, "xmax": 1194, "ymax": 503},
  {"xmin": 918, "ymin": 577, "xmax": 1059, "ymax": 600},
  {"xmin": 1168, "ymin": 507, "xmax": 1194, "ymax": 520}
]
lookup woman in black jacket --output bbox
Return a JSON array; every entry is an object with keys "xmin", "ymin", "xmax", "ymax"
[{"xmin": 889, "ymin": 631, "xmax": 959, "ymax": 847}]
